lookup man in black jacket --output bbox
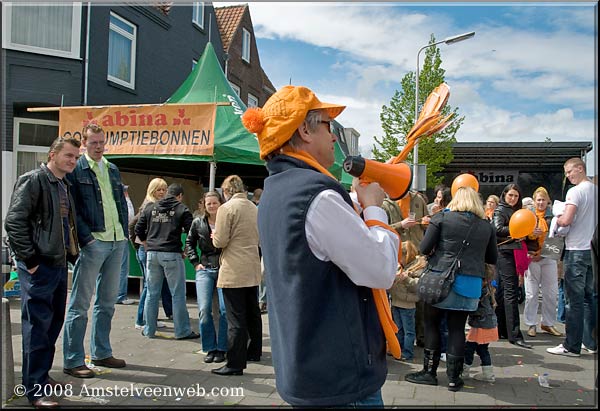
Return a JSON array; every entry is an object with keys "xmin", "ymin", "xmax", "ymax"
[
  {"xmin": 135, "ymin": 183, "xmax": 197, "ymax": 340},
  {"xmin": 5, "ymin": 137, "xmax": 80, "ymax": 408}
]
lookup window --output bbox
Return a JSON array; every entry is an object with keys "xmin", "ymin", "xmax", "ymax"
[
  {"xmin": 247, "ymin": 93, "xmax": 259, "ymax": 108},
  {"xmin": 2, "ymin": 3, "xmax": 82, "ymax": 59},
  {"xmin": 242, "ymin": 28, "xmax": 251, "ymax": 63},
  {"xmin": 192, "ymin": 2, "xmax": 204, "ymax": 29},
  {"xmin": 192, "ymin": 59, "xmax": 198, "ymax": 71},
  {"xmin": 13, "ymin": 118, "xmax": 59, "ymax": 179},
  {"xmin": 108, "ymin": 12, "xmax": 137, "ymax": 89},
  {"xmin": 229, "ymin": 82, "xmax": 240, "ymax": 96}
]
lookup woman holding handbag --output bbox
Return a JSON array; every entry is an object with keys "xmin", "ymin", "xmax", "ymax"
[
  {"xmin": 523, "ymin": 187, "xmax": 562, "ymax": 337},
  {"xmin": 406, "ymin": 186, "xmax": 497, "ymax": 392}
]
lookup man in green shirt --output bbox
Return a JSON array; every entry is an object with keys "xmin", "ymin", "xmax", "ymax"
[{"xmin": 63, "ymin": 124, "xmax": 129, "ymax": 378}]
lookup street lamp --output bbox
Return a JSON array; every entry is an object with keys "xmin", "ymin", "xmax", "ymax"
[{"xmin": 413, "ymin": 31, "xmax": 475, "ymax": 191}]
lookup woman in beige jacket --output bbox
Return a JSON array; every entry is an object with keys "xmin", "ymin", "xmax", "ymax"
[{"xmin": 211, "ymin": 175, "xmax": 262, "ymax": 376}]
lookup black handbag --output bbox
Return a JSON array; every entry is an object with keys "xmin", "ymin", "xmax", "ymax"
[{"xmin": 417, "ymin": 217, "xmax": 475, "ymax": 305}]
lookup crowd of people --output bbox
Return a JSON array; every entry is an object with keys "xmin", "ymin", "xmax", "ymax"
[{"xmin": 4, "ymin": 85, "xmax": 597, "ymax": 408}]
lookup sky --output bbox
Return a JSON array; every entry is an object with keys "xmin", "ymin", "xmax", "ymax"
[{"xmin": 217, "ymin": 1, "xmax": 597, "ymax": 175}]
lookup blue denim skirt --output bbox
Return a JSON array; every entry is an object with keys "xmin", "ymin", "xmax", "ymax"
[{"xmin": 433, "ymin": 287, "xmax": 479, "ymax": 311}]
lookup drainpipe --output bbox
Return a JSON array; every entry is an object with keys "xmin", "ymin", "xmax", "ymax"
[{"xmin": 83, "ymin": 3, "xmax": 91, "ymax": 105}]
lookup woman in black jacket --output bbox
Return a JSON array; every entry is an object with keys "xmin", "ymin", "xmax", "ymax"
[
  {"xmin": 185, "ymin": 191, "xmax": 227, "ymax": 363},
  {"xmin": 406, "ymin": 187, "xmax": 497, "ymax": 392},
  {"xmin": 493, "ymin": 183, "xmax": 532, "ymax": 349}
]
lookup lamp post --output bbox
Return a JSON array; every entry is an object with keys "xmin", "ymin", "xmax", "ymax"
[{"xmin": 413, "ymin": 31, "xmax": 475, "ymax": 191}]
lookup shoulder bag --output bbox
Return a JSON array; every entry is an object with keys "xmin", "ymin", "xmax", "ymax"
[{"xmin": 417, "ymin": 215, "xmax": 475, "ymax": 305}]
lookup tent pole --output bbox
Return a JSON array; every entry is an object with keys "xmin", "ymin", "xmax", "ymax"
[{"xmin": 209, "ymin": 161, "xmax": 217, "ymax": 192}]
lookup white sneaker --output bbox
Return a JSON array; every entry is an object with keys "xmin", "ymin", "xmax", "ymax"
[
  {"xmin": 118, "ymin": 298, "xmax": 136, "ymax": 305},
  {"xmin": 440, "ymin": 353, "xmax": 447, "ymax": 362},
  {"xmin": 546, "ymin": 344, "xmax": 580, "ymax": 357},
  {"xmin": 582, "ymin": 344, "xmax": 597, "ymax": 354},
  {"xmin": 135, "ymin": 321, "xmax": 165, "ymax": 329}
]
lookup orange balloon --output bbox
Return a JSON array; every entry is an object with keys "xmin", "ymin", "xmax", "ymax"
[
  {"xmin": 509, "ymin": 209, "xmax": 537, "ymax": 239},
  {"xmin": 451, "ymin": 174, "xmax": 479, "ymax": 197}
]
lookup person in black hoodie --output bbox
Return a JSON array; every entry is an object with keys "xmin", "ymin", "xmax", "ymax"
[
  {"xmin": 135, "ymin": 183, "xmax": 197, "ymax": 340},
  {"xmin": 493, "ymin": 183, "xmax": 532, "ymax": 349},
  {"xmin": 185, "ymin": 191, "xmax": 227, "ymax": 363}
]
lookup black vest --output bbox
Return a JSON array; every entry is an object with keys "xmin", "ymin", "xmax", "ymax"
[{"xmin": 258, "ymin": 155, "xmax": 386, "ymax": 406}]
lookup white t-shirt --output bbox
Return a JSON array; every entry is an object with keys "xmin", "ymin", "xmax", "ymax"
[{"xmin": 564, "ymin": 180, "xmax": 597, "ymax": 250}]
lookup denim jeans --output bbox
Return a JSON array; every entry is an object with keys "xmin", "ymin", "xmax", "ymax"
[
  {"xmin": 392, "ymin": 307, "xmax": 415, "ymax": 360},
  {"xmin": 583, "ymin": 292, "xmax": 598, "ymax": 350},
  {"xmin": 17, "ymin": 261, "xmax": 67, "ymax": 401},
  {"xmin": 144, "ymin": 251, "xmax": 191, "ymax": 338},
  {"xmin": 342, "ymin": 388, "xmax": 383, "ymax": 408},
  {"xmin": 63, "ymin": 239, "xmax": 126, "ymax": 368},
  {"xmin": 117, "ymin": 244, "xmax": 130, "ymax": 302},
  {"xmin": 557, "ymin": 278, "xmax": 566, "ymax": 323},
  {"xmin": 563, "ymin": 250, "xmax": 594, "ymax": 353},
  {"xmin": 195, "ymin": 268, "xmax": 227, "ymax": 352},
  {"xmin": 136, "ymin": 245, "xmax": 174, "ymax": 326}
]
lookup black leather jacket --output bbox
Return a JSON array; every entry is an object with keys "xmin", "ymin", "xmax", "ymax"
[
  {"xmin": 4, "ymin": 164, "xmax": 79, "ymax": 269},
  {"xmin": 493, "ymin": 201, "xmax": 523, "ymax": 250},
  {"xmin": 420, "ymin": 211, "xmax": 498, "ymax": 278},
  {"xmin": 185, "ymin": 215, "xmax": 221, "ymax": 268}
]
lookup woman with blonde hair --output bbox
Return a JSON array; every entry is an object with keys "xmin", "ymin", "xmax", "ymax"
[
  {"xmin": 129, "ymin": 178, "xmax": 173, "ymax": 328},
  {"xmin": 523, "ymin": 187, "xmax": 562, "ymax": 337},
  {"xmin": 406, "ymin": 186, "xmax": 497, "ymax": 392},
  {"xmin": 485, "ymin": 195, "xmax": 500, "ymax": 221}
]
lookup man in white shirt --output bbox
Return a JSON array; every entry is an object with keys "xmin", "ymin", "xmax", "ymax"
[
  {"xmin": 547, "ymin": 157, "xmax": 597, "ymax": 356},
  {"xmin": 242, "ymin": 86, "xmax": 400, "ymax": 407}
]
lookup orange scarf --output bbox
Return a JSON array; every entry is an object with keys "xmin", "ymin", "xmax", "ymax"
[
  {"xmin": 535, "ymin": 209, "xmax": 549, "ymax": 252},
  {"xmin": 282, "ymin": 148, "xmax": 402, "ymax": 359}
]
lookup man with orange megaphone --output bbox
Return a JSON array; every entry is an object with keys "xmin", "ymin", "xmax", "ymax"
[{"xmin": 241, "ymin": 86, "xmax": 400, "ymax": 407}]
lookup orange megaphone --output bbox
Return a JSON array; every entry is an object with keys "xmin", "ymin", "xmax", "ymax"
[{"xmin": 343, "ymin": 156, "xmax": 412, "ymax": 200}]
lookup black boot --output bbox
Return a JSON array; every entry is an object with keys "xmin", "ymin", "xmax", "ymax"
[
  {"xmin": 405, "ymin": 349, "xmax": 440, "ymax": 386},
  {"xmin": 446, "ymin": 353, "xmax": 465, "ymax": 392}
]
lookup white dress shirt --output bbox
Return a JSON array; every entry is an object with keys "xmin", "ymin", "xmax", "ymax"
[{"xmin": 305, "ymin": 189, "xmax": 399, "ymax": 289}]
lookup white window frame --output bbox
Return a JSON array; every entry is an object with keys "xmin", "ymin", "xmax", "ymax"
[
  {"xmin": 247, "ymin": 93, "xmax": 259, "ymax": 108},
  {"xmin": 192, "ymin": 2, "xmax": 204, "ymax": 29},
  {"xmin": 242, "ymin": 28, "xmax": 251, "ymax": 63},
  {"xmin": 230, "ymin": 82, "xmax": 240, "ymax": 96},
  {"xmin": 12, "ymin": 117, "xmax": 59, "ymax": 183},
  {"xmin": 108, "ymin": 12, "xmax": 137, "ymax": 89},
  {"xmin": 2, "ymin": 3, "xmax": 82, "ymax": 60}
]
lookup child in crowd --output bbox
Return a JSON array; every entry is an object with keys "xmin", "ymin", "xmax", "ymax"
[
  {"xmin": 389, "ymin": 240, "xmax": 427, "ymax": 361},
  {"xmin": 464, "ymin": 264, "xmax": 499, "ymax": 382}
]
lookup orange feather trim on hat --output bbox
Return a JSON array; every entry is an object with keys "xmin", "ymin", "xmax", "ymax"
[{"xmin": 241, "ymin": 107, "xmax": 265, "ymax": 134}]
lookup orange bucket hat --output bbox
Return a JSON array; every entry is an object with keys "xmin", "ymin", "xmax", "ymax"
[{"xmin": 241, "ymin": 85, "xmax": 345, "ymax": 159}]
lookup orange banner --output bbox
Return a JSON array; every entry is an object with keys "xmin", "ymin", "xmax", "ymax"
[{"xmin": 58, "ymin": 103, "xmax": 216, "ymax": 156}]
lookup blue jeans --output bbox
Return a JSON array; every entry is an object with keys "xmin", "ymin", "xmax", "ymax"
[
  {"xmin": 557, "ymin": 278, "xmax": 566, "ymax": 323},
  {"xmin": 563, "ymin": 250, "xmax": 594, "ymax": 353},
  {"xmin": 583, "ymin": 292, "xmax": 598, "ymax": 350},
  {"xmin": 117, "ymin": 243, "xmax": 130, "ymax": 302},
  {"xmin": 136, "ymin": 245, "xmax": 173, "ymax": 326},
  {"xmin": 63, "ymin": 240, "xmax": 126, "ymax": 368},
  {"xmin": 144, "ymin": 251, "xmax": 191, "ymax": 338},
  {"xmin": 392, "ymin": 307, "xmax": 416, "ymax": 360},
  {"xmin": 17, "ymin": 261, "xmax": 67, "ymax": 401},
  {"xmin": 195, "ymin": 268, "xmax": 227, "ymax": 352},
  {"xmin": 342, "ymin": 388, "xmax": 383, "ymax": 408}
]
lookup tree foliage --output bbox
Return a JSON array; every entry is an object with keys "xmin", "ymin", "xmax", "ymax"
[{"xmin": 372, "ymin": 34, "xmax": 464, "ymax": 189}]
